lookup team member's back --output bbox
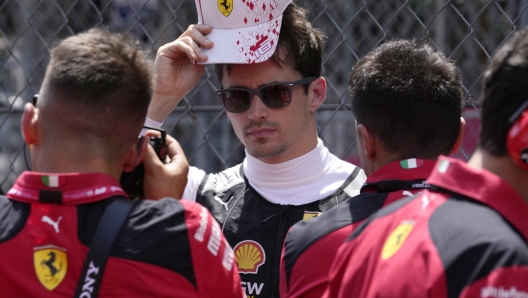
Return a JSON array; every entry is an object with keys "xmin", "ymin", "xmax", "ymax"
[
  {"xmin": 324, "ymin": 27, "xmax": 528, "ymax": 298},
  {"xmin": 0, "ymin": 189, "xmax": 240, "ymax": 297},
  {"xmin": 280, "ymin": 39, "xmax": 465, "ymax": 298},
  {"xmin": 0, "ymin": 28, "xmax": 243, "ymax": 297}
]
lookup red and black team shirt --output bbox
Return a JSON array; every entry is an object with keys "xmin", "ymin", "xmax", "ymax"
[
  {"xmin": 280, "ymin": 159, "xmax": 436, "ymax": 298},
  {"xmin": 325, "ymin": 156, "xmax": 528, "ymax": 298},
  {"xmin": 0, "ymin": 172, "xmax": 244, "ymax": 297}
]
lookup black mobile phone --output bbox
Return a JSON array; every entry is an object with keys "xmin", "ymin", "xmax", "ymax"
[{"xmin": 120, "ymin": 129, "xmax": 167, "ymax": 199}]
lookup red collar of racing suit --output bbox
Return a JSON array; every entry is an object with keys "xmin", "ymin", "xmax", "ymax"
[
  {"xmin": 361, "ymin": 159, "xmax": 437, "ymax": 194},
  {"xmin": 427, "ymin": 155, "xmax": 528, "ymax": 241},
  {"xmin": 6, "ymin": 171, "xmax": 127, "ymax": 205}
]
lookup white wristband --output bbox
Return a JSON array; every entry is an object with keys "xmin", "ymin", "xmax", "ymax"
[
  {"xmin": 145, "ymin": 117, "xmax": 163, "ymax": 129},
  {"xmin": 140, "ymin": 117, "xmax": 164, "ymax": 136}
]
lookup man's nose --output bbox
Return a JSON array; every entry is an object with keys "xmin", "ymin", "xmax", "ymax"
[{"xmin": 247, "ymin": 94, "xmax": 269, "ymax": 121}]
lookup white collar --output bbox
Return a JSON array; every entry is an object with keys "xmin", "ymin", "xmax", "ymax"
[{"xmin": 243, "ymin": 139, "xmax": 336, "ymax": 188}]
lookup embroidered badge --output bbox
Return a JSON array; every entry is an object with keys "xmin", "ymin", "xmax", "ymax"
[
  {"xmin": 34, "ymin": 245, "xmax": 68, "ymax": 291},
  {"xmin": 41, "ymin": 175, "xmax": 65, "ymax": 188},
  {"xmin": 303, "ymin": 211, "xmax": 322, "ymax": 221},
  {"xmin": 381, "ymin": 221, "xmax": 414, "ymax": 260},
  {"xmin": 437, "ymin": 159, "xmax": 450, "ymax": 173},
  {"xmin": 217, "ymin": 0, "xmax": 233, "ymax": 17},
  {"xmin": 400, "ymin": 158, "xmax": 424, "ymax": 169},
  {"xmin": 234, "ymin": 240, "xmax": 265, "ymax": 274}
]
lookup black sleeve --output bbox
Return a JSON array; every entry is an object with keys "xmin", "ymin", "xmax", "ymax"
[
  {"xmin": 430, "ymin": 198, "xmax": 528, "ymax": 298},
  {"xmin": 0, "ymin": 196, "xmax": 30, "ymax": 244}
]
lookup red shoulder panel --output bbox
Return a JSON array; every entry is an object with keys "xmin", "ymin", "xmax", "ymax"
[
  {"xmin": 183, "ymin": 200, "xmax": 245, "ymax": 298},
  {"xmin": 325, "ymin": 192, "xmax": 449, "ymax": 297}
]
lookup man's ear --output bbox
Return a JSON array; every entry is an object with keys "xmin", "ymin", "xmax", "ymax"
[
  {"xmin": 357, "ymin": 124, "xmax": 376, "ymax": 161},
  {"xmin": 123, "ymin": 137, "xmax": 148, "ymax": 172},
  {"xmin": 449, "ymin": 117, "xmax": 466, "ymax": 155},
  {"xmin": 22, "ymin": 103, "xmax": 39, "ymax": 146},
  {"xmin": 308, "ymin": 77, "xmax": 327, "ymax": 112}
]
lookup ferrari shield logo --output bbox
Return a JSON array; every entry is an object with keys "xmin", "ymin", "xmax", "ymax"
[
  {"xmin": 381, "ymin": 221, "xmax": 414, "ymax": 260},
  {"xmin": 217, "ymin": 0, "xmax": 233, "ymax": 17},
  {"xmin": 34, "ymin": 245, "xmax": 67, "ymax": 291}
]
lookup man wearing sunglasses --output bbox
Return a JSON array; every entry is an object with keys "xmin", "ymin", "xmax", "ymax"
[
  {"xmin": 324, "ymin": 28, "xmax": 528, "ymax": 297},
  {"xmin": 146, "ymin": 1, "xmax": 366, "ymax": 297}
]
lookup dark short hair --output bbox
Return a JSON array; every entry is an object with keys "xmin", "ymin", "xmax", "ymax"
[
  {"xmin": 349, "ymin": 39, "xmax": 463, "ymax": 159},
  {"xmin": 481, "ymin": 27, "xmax": 528, "ymax": 156},
  {"xmin": 43, "ymin": 28, "xmax": 152, "ymax": 157},
  {"xmin": 215, "ymin": 2, "xmax": 324, "ymax": 86}
]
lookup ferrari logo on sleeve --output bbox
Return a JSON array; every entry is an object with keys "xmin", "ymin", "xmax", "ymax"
[
  {"xmin": 381, "ymin": 221, "xmax": 414, "ymax": 260},
  {"xmin": 217, "ymin": 0, "xmax": 233, "ymax": 17},
  {"xmin": 34, "ymin": 245, "xmax": 67, "ymax": 291}
]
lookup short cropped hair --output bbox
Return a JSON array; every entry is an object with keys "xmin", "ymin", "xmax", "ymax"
[
  {"xmin": 43, "ymin": 28, "xmax": 152, "ymax": 157},
  {"xmin": 349, "ymin": 39, "xmax": 463, "ymax": 159},
  {"xmin": 215, "ymin": 2, "xmax": 324, "ymax": 85},
  {"xmin": 481, "ymin": 27, "xmax": 528, "ymax": 156}
]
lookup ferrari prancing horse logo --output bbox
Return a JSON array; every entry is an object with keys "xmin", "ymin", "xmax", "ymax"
[
  {"xmin": 381, "ymin": 221, "xmax": 414, "ymax": 260},
  {"xmin": 34, "ymin": 245, "xmax": 67, "ymax": 291},
  {"xmin": 218, "ymin": 0, "xmax": 233, "ymax": 17}
]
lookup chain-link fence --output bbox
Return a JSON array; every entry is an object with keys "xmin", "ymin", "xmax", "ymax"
[{"xmin": 1, "ymin": 0, "xmax": 527, "ymax": 193}]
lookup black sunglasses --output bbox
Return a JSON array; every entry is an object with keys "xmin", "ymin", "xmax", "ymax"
[{"xmin": 216, "ymin": 77, "xmax": 317, "ymax": 113}]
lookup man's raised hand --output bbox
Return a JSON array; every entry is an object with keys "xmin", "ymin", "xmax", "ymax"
[{"xmin": 148, "ymin": 24, "xmax": 214, "ymax": 121}]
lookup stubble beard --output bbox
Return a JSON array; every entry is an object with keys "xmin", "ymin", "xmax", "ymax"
[
  {"xmin": 246, "ymin": 139, "xmax": 289, "ymax": 159},
  {"xmin": 243, "ymin": 120, "xmax": 288, "ymax": 159}
]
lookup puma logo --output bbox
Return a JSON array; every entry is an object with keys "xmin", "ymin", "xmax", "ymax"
[
  {"xmin": 402, "ymin": 191, "xmax": 414, "ymax": 197},
  {"xmin": 42, "ymin": 215, "xmax": 63, "ymax": 233},
  {"xmin": 213, "ymin": 195, "xmax": 234, "ymax": 211},
  {"xmin": 421, "ymin": 194, "xmax": 434, "ymax": 210}
]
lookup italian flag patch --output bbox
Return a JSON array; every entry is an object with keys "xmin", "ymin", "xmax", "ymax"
[
  {"xmin": 400, "ymin": 159, "xmax": 424, "ymax": 169},
  {"xmin": 437, "ymin": 160, "xmax": 450, "ymax": 173},
  {"xmin": 41, "ymin": 176, "xmax": 59, "ymax": 188}
]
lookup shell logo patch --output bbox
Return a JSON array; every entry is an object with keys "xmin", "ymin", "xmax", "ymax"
[
  {"xmin": 303, "ymin": 211, "xmax": 322, "ymax": 221},
  {"xmin": 34, "ymin": 245, "xmax": 67, "ymax": 291},
  {"xmin": 234, "ymin": 240, "xmax": 265, "ymax": 274},
  {"xmin": 381, "ymin": 221, "xmax": 414, "ymax": 260},
  {"xmin": 217, "ymin": 0, "xmax": 233, "ymax": 17}
]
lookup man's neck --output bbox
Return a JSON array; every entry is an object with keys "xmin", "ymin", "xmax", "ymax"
[
  {"xmin": 468, "ymin": 148, "xmax": 528, "ymax": 204},
  {"xmin": 244, "ymin": 138, "xmax": 329, "ymax": 187},
  {"xmin": 365, "ymin": 150, "xmax": 403, "ymax": 177},
  {"xmin": 32, "ymin": 147, "xmax": 123, "ymax": 181}
]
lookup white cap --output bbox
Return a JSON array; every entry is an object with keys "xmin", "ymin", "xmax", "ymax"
[{"xmin": 195, "ymin": 0, "xmax": 292, "ymax": 64}]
